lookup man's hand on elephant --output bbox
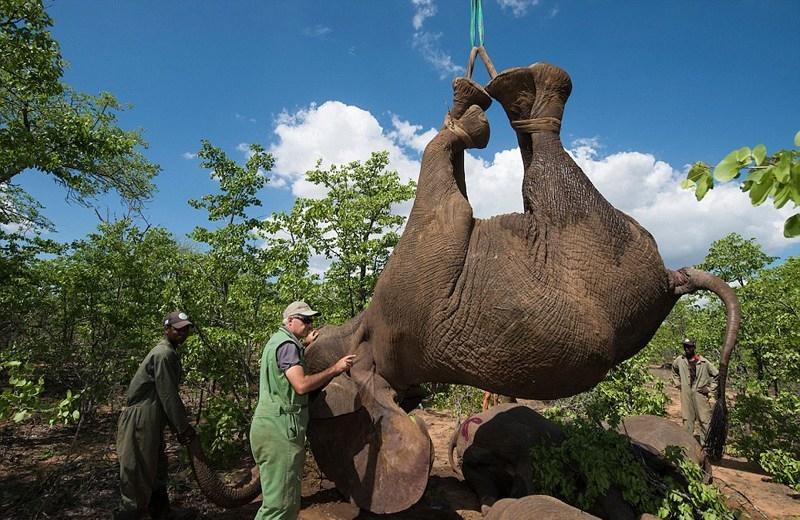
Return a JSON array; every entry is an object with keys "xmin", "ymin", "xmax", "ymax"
[
  {"xmin": 304, "ymin": 329, "xmax": 320, "ymax": 346},
  {"xmin": 178, "ymin": 424, "xmax": 197, "ymax": 445},
  {"xmin": 334, "ymin": 354, "xmax": 357, "ymax": 375}
]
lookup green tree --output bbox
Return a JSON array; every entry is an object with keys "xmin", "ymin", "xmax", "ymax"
[
  {"xmin": 0, "ymin": 0, "xmax": 159, "ymax": 227},
  {"xmin": 696, "ymin": 233, "xmax": 776, "ymax": 286},
  {"xmin": 302, "ymin": 151, "xmax": 416, "ymax": 319},
  {"xmin": 182, "ymin": 140, "xmax": 279, "ymax": 456},
  {"xmin": 682, "ymin": 131, "xmax": 800, "ymax": 237}
]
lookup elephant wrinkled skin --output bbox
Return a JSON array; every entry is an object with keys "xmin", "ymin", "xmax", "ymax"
[{"xmin": 187, "ymin": 62, "xmax": 740, "ymax": 514}]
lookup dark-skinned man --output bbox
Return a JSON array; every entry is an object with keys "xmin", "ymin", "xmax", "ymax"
[
  {"xmin": 250, "ymin": 301, "xmax": 356, "ymax": 520},
  {"xmin": 671, "ymin": 337, "xmax": 719, "ymax": 446},
  {"xmin": 115, "ymin": 312, "xmax": 197, "ymax": 520}
]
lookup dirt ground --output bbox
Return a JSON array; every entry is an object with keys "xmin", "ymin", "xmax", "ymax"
[{"xmin": 1, "ymin": 369, "xmax": 798, "ymax": 519}]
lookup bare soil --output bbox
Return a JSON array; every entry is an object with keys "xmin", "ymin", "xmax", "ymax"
[{"xmin": 1, "ymin": 370, "xmax": 798, "ymax": 519}]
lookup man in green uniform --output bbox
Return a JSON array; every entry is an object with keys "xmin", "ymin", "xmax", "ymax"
[
  {"xmin": 115, "ymin": 311, "xmax": 197, "ymax": 520},
  {"xmin": 671, "ymin": 337, "xmax": 719, "ymax": 445},
  {"xmin": 250, "ymin": 301, "xmax": 356, "ymax": 520}
]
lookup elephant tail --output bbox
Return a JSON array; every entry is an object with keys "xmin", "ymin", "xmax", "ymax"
[
  {"xmin": 448, "ymin": 419, "xmax": 463, "ymax": 478},
  {"xmin": 672, "ymin": 267, "xmax": 741, "ymax": 460},
  {"xmin": 185, "ymin": 436, "xmax": 261, "ymax": 508}
]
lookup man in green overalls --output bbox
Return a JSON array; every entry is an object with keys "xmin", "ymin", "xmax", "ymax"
[
  {"xmin": 250, "ymin": 301, "xmax": 356, "ymax": 520},
  {"xmin": 115, "ymin": 311, "xmax": 197, "ymax": 520},
  {"xmin": 671, "ymin": 337, "xmax": 719, "ymax": 445}
]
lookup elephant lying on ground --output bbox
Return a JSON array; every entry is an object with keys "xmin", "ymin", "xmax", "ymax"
[
  {"xmin": 484, "ymin": 495, "xmax": 600, "ymax": 519},
  {"xmin": 449, "ymin": 407, "xmax": 712, "ymax": 518},
  {"xmin": 184, "ymin": 62, "xmax": 740, "ymax": 513},
  {"xmin": 448, "ymin": 403, "xmax": 635, "ymax": 519},
  {"xmin": 616, "ymin": 414, "xmax": 712, "ymax": 483}
]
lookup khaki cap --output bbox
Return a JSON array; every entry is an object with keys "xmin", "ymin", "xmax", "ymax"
[{"xmin": 282, "ymin": 301, "xmax": 320, "ymax": 320}]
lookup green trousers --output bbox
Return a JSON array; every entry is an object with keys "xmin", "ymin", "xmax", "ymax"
[
  {"xmin": 680, "ymin": 389, "xmax": 713, "ymax": 444},
  {"xmin": 116, "ymin": 402, "xmax": 169, "ymax": 515},
  {"xmin": 249, "ymin": 408, "xmax": 308, "ymax": 520}
]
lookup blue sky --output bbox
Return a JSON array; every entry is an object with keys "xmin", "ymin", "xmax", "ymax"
[{"xmin": 13, "ymin": 0, "xmax": 800, "ymax": 267}]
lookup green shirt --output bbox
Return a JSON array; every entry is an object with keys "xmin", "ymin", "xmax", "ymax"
[{"xmin": 125, "ymin": 337, "xmax": 190, "ymax": 434}]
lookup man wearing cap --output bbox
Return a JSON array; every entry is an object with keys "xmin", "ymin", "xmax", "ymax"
[
  {"xmin": 115, "ymin": 312, "xmax": 197, "ymax": 520},
  {"xmin": 250, "ymin": 301, "xmax": 356, "ymax": 520},
  {"xmin": 671, "ymin": 337, "xmax": 719, "ymax": 445}
]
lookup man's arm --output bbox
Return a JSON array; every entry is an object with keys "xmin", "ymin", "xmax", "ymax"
[
  {"xmin": 706, "ymin": 358, "xmax": 719, "ymax": 395},
  {"xmin": 671, "ymin": 358, "xmax": 682, "ymax": 388},
  {"xmin": 154, "ymin": 351, "xmax": 192, "ymax": 437},
  {"xmin": 285, "ymin": 355, "xmax": 356, "ymax": 395}
]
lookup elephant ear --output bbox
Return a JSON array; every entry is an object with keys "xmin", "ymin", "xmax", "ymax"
[
  {"xmin": 308, "ymin": 368, "xmax": 432, "ymax": 514},
  {"xmin": 310, "ymin": 372, "xmax": 362, "ymax": 418}
]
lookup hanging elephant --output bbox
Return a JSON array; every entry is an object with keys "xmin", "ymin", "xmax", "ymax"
[{"xmin": 184, "ymin": 61, "xmax": 740, "ymax": 514}]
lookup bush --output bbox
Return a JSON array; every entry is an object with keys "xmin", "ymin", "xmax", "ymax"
[
  {"xmin": 759, "ymin": 449, "xmax": 800, "ymax": 491},
  {"xmin": 530, "ymin": 417, "xmax": 734, "ymax": 519},
  {"xmin": 549, "ymin": 354, "xmax": 667, "ymax": 427},
  {"xmin": 424, "ymin": 384, "xmax": 484, "ymax": 418}
]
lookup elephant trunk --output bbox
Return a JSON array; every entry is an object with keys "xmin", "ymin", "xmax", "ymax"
[
  {"xmin": 185, "ymin": 437, "xmax": 261, "ymax": 508},
  {"xmin": 672, "ymin": 267, "xmax": 741, "ymax": 460}
]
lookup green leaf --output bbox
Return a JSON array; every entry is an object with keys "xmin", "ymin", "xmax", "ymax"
[
  {"xmin": 687, "ymin": 162, "xmax": 710, "ymax": 182},
  {"xmin": 714, "ymin": 148, "xmax": 750, "ymax": 182},
  {"xmin": 13, "ymin": 410, "xmax": 31, "ymax": 423},
  {"xmin": 784, "ymin": 213, "xmax": 800, "ymax": 238},
  {"xmin": 748, "ymin": 174, "xmax": 774, "ymax": 206},
  {"xmin": 752, "ymin": 144, "xmax": 767, "ymax": 166},
  {"xmin": 695, "ymin": 176, "xmax": 712, "ymax": 200},
  {"xmin": 680, "ymin": 178, "xmax": 695, "ymax": 190},
  {"xmin": 773, "ymin": 152, "xmax": 791, "ymax": 183},
  {"xmin": 794, "ymin": 130, "xmax": 800, "ymax": 147},
  {"xmin": 72, "ymin": 410, "xmax": 80, "ymax": 421},
  {"xmin": 773, "ymin": 184, "xmax": 792, "ymax": 209}
]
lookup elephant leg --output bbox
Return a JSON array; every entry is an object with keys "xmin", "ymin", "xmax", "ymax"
[
  {"xmin": 485, "ymin": 66, "xmax": 537, "ymax": 172},
  {"xmin": 462, "ymin": 461, "xmax": 505, "ymax": 511}
]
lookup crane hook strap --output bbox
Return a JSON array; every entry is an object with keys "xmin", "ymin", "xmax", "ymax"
[{"xmin": 466, "ymin": 45, "xmax": 497, "ymax": 80}]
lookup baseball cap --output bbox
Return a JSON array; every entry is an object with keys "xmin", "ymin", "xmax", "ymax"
[
  {"xmin": 682, "ymin": 337, "xmax": 696, "ymax": 347},
  {"xmin": 164, "ymin": 311, "xmax": 193, "ymax": 329},
  {"xmin": 282, "ymin": 301, "xmax": 320, "ymax": 320}
]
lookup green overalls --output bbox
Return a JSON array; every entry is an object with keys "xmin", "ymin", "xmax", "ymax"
[
  {"xmin": 250, "ymin": 327, "xmax": 309, "ymax": 520},
  {"xmin": 672, "ymin": 354, "xmax": 719, "ymax": 443},
  {"xmin": 116, "ymin": 338, "xmax": 190, "ymax": 515}
]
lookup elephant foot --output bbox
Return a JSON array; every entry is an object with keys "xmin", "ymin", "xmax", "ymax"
[
  {"xmin": 308, "ymin": 370, "xmax": 432, "ymax": 514},
  {"xmin": 526, "ymin": 62, "xmax": 572, "ymax": 131},
  {"xmin": 485, "ymin": 66, "xmax": 537, "ymax": 169},
  {"xmin": 449, "ymin": 77, "xmax": 492, "ymax": 120},
  {"xmin": 444, "ymin": 104, "xmax": 490, "ymax": 150},
  {"xmin": 485, "ymin": 67, "xmax": 537, "ymax": 125}
]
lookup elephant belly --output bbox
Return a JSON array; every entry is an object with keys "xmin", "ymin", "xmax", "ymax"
[{"xmin": 420, "ymin": 214, "xmax": 673, "ymax": 399}]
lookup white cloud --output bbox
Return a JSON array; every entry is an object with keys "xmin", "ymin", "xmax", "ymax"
[
  {"xmin": 264, "ymin": 102, "xmax": 797, "ymax": 274},
  {"xmin": 409, "ymin": 1, "xmax": 464, "ymax": 79},
  {"xmin": 181, "ymin": 152, "xmax": 197, "ymax": 160},
  {"xmin": 567, "ymin": 141, "xmax": 798, "ymax": 268},
  {"xmin": 303, "ymin": 24, "xmax": 331, "ymax": 38},
  {"xmin": 411, "ymin": 0, "xmax": 436, "ymax": 30},
  {"xmin": 269, "ymin": 101, "xmax": 427, "ymax": 199},
  {"xmin": 497, "ymin": 0, "xmax": 540, "ymax": 17}
]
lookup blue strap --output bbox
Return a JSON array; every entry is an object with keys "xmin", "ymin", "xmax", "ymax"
[{"xmin": 470, "ymin": 0, "xmax": 484, "ymax": 47}]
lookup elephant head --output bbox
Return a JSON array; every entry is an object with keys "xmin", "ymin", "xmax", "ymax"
[{"xmin": 189, "ymin": 61, "xmax": 740, "ymax": 513}]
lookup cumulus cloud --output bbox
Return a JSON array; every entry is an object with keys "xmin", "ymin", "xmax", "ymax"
[
  {"xmin": 264, "ymin": 101, "xmax": 797, "ymax": 272},
  {"xmin": 181, "ymin": 152, "xmax": 197, "ymax": 160},
  {"xmin": 410, "ymin": 0, "xmax": 464, "ymax": 79},
  {"xmin": 497, "ymin": 0, "xmax": 540, "ymax": 17}
]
